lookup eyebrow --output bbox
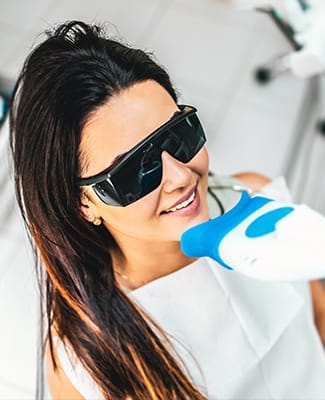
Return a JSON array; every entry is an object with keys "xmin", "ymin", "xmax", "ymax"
[{"xmin": 103, "ymin": 109, "xmax": 182, "ymax": 173}]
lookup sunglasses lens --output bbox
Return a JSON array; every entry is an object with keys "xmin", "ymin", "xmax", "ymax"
[
  {"xmin": 93, "ymin": 108, "xmax": 206, "ymax": 206},
  {"xmin": 109, "ymin": 156, "xmax": 163, "ymax": 205},
  {"xmin": 138, "ymin": 160, "xmax": 162, "ymax": 196},
  {"xmin": 163, "ymin": 114, "xmax": 205, "ymax": 163}
]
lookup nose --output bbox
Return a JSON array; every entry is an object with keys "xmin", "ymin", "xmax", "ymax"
[{"xmin": 160, "ymin": 151, "xmax": 192, "ymax": 193}]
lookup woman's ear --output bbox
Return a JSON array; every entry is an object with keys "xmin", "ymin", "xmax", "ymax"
[{"xmin": 80, "ymin": 191, "xmax": 101, "ymax": 224}]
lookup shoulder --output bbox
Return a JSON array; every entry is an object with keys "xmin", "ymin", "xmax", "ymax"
[
  {"xmin": 46, "ymin": 338, "xmax": 85, "ymax": 400},
  {"xmin": 231, "ymin": 171, "xmax": 271, "ymax": 192}
]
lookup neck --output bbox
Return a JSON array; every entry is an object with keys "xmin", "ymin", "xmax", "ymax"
[{"xmin": 111, "ymin": 239, "xmax": 196, "ymax": 291}]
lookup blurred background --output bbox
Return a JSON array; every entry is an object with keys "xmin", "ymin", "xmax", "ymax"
[{"xmin": 0, "ymin": 0, "xmax": 325, "ymax": 398}]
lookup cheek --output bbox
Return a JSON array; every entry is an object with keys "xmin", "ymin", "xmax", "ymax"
[
  {"xmin": 100, "ymin": 196, "xmax": 157, "ymax": 235},
  {"xmin": 202, "ymin": 148, "xmax": 209, "ymax": 172}
]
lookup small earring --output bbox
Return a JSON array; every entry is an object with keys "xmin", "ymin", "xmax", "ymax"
[
  {"xmin": 93, "ymin": 217, "xmax": 102, "ymax": 226},
  {"xmin": 87, "ymin": 215, "xmax": 95, "ymax": 222}
]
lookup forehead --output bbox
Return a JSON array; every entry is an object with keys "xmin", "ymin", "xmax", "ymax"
[{"xmin": 79, "ymin": 80, "xmax": 178, "ymax": 177}]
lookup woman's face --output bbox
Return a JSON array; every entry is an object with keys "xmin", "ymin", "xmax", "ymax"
[{"xmin": 80, "ymin": 80, "xmax": 210, "ymax": 246}]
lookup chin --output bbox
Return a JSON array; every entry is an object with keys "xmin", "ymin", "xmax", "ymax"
[{"xmin": 188, "ymin": 212, "xmax": 210, "ymax": 229}]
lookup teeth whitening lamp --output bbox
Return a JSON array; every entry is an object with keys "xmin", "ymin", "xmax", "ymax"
[{"xmin": 181, "ymin": 191, "xmax": 325, "ymax": 281}]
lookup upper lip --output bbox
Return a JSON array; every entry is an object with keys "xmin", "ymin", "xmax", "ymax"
[{"xmin": 163, "ymin": 183, "xmax": 197, "ymax": 212}]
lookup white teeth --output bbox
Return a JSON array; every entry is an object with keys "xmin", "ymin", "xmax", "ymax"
[{"xmin": 165, "ymin": 191, "xmax": 196, "ymax": 213}]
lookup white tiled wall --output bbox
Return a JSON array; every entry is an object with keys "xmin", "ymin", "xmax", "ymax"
[{"xmin": 0, "ymin": 0, "xmax": 324, "ymax": 398}]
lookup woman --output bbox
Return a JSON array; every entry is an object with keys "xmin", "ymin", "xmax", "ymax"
[{"xmin": 9, "ymin": 21, "xmax": 325, "ymax": 399}]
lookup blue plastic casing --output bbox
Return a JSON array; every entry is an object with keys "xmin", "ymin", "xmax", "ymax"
[{"xmin": 180, "ymin": 191, "xmax": 273, "ymax": 269}]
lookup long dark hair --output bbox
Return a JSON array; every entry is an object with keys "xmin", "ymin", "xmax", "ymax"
[{"xmin": 10, "ymin": 21, "xmax": 207, "ymax": 399}]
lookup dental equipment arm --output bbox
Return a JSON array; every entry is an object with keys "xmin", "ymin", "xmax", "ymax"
[{"xmin": 236, "ymin": 0, "xmax": 325, "ymax": 78}]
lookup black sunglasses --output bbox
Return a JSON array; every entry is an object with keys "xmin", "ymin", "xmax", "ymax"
[{"xmin": 78, "ymin": 105, "xmax": 206, "ymax": 206}]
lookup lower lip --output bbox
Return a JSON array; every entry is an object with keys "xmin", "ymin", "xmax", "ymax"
[{"xmin": 163, "ymin": 187, "xmax": 201, "ymax": 217}]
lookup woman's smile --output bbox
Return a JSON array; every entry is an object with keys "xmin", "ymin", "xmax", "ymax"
[{"xmin": 161, "ymin": 183, "xmax": 200, "ymax": 217}]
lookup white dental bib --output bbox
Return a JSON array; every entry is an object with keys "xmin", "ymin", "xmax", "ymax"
[{"xmin": 129, "ymin": 256, "xmax": 325, "ymax": 399}]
